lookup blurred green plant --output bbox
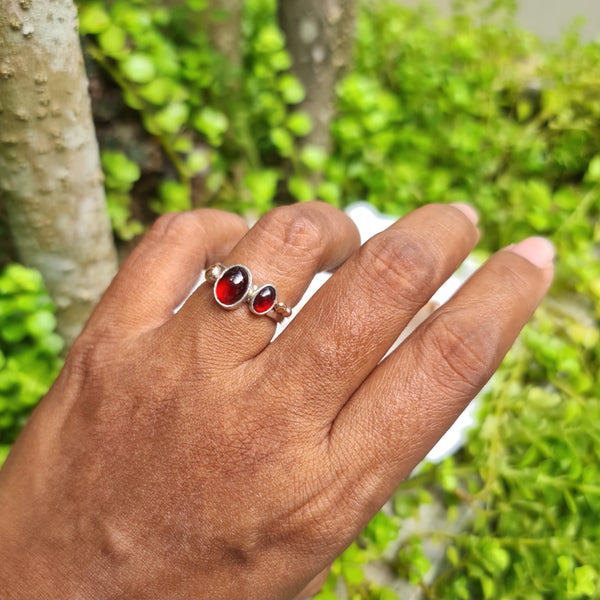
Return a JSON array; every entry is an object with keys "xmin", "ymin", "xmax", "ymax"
[
  {"xmin": 78, "ymin": 0, "xmax": 327, "ymax": 227},
  {"xmin": 101, "ymin": 150, "xmax": 144, "ymax": 240},
  {"xmin": 0, "ymin": 265, "xmax": 63, "ymax": 455}
]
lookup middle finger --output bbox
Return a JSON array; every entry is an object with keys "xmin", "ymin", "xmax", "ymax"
[{"xmin": 263, "ymin": 203, "xmax": 479, "ymax": 426}]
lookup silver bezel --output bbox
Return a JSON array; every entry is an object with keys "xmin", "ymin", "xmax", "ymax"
[
  {"xmin": 248, "ymin": 284, "xmax": 278, "ymax": 316},
  {"xmin": 205, "ymin": 263, "xmax": 226, "ymax": 283},
  {"xmin": 214, "ymin": 264, "xmax": 253, "ymax": 310}
]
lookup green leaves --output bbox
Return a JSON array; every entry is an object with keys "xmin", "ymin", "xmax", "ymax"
[
  {"xmin": 574, "ymin": 565, "xmax": 598, "ymax": 598},
  {"xmin": 300, "ymin": 146, "xmax": 328, "ymax": 171},
  {"xmin": 0, "ymin": 264, "xmax": 43, "ymax": 294},
  {"xmin": 286, "ymin": 111, "xmax": 313, "ymax": 136},
  {"xmin": 270, "ymin": 127, "xmax": 294, "ymax": 157},
  {"xmin": 151, "ymin": 181, "xmax": 191, "ymax": 213},
  {"xmin": 153, "ymin": 103, "xmax": 190, "ymax": 134},
  {"xmin": 139, "ymin": 78, "xmax": 176, "ymax": 105},
  {"xmin": 278, "ymin": 74, "xmax": 306, "ymax": 104},
  {"xmin": 584, "ymin": 155, "xmax": 600, "ymax": 183},
  {"xmin": 186, "ymin": 150, "xmax": 211, "ymax": 175},
  {"xmin": 121, "ymin": 53, "xmax": 156, "ymax": 84},
  {"xmin": 101, "ymin": 151, "xmax": 143, "ymax": 241},
  {"xmin": 98, "ymin": 25, "xmax": 127, "ymax": 57},
  {"xmin": 78, "ymin": 3, "xmax": 111, "ymax": 34},
  {"xmin": 287, "ymin": 176, "xmax": 313, "ymax": 202},
  {"xmin": 0, "ymin": 265, "xmax": 63, "ymax": 445},
  {"xmin": 25, "ymin": 311, "xmax": 56, "ymax": 338},
  {"xmin": 193, "ymin": 108, "xmax": 229, "ymax": 146},
  {"xmin": 102, "ymin": 151, "xmax": 141, "ymax": 189},
  {"xmin": 398, "ymin": 538, "xmax": 432, "ymax": 585},
  {"xmin": 244, "ymin": 170, "xmax": 279, "ymax": 208},
  {"xmin": 77, "ymin": 0, "xmax": 325, "ymax": 215},
  {"xmin": 254, "ymin": 23, "xmax": 286, "ymax": 53},
  {"xmin": 325, "ymin": 1, "xmax": 600, "ymax": 598}
]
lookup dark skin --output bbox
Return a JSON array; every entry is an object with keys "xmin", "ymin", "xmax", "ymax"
[{"xmin": 0, "ymin": 202, "xmax": 554, "ymax": 599}]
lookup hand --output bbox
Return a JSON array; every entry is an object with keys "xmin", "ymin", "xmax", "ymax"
[{"xmin": 0, "ymin": 202, "xmax": 554, "ymax": 599}]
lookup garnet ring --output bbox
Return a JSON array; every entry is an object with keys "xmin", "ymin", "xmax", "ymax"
[{"xmin": 205, "ymin": 264, "xmax": 292, "ymax": 319}]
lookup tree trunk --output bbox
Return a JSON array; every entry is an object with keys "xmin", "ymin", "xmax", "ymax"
[
  {"xmin": 0, "ymin": 0, "xmax": 118, "ymax": 347},
  {"xmin": 207, "ymin": 0, "xmax": 244, "ymax": 66},
  {"xmin": 278, "ymin": 0, "xmax": 357, "ymax": 150}
]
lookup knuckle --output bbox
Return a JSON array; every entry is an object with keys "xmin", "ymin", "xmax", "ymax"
[
  {"xmin": 415, "ymin": 202, "xmax": 476, "ymax": 236},
  {"xmin": 355, "ymin": 231, "xmax": 437, "ymax": 308},
  {"xmin": 489, "ymin": 259, "xmax": 537, "ymax": 306},
  {"xmin": 147, "ymin": 211, "xmax": 202, "ymax": 245},
  {"xmin": 148, "ymin": 212, "xmax": 181, "ymax": 238},
  {"xmin": 66, "ymin": 335, "xmax": 106, "ymax": 378},
  {"xmin": 62, "ymin": 338, "xmax": 111, "ymax": 409},
  {"xmin": 256, "ymin": 206, "xmax": 324, "ymax": 262},
  {"xmin": 422, "ymin": 311, "xmax": 493, "ymax": 393}
]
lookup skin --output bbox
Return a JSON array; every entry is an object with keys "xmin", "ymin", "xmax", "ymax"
[{"xmin": 0, "ymin": 202, "xmax": 554, "ymax": 599}]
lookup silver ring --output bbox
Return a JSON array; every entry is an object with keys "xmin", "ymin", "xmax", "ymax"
[{"xmin": 205, "ymin": 264, "xmax": 292, "ymax": 318}]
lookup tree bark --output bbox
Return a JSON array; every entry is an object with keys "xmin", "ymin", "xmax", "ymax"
[
  {"xmin": 207, "ymin": 0, "xmax": 244, "ymax": 66},
  {"xmin": 0, "ymin": 0, "xmax": 118, "ymax": 347},
  {"xmin": 278, "ymin": 0, "xmax": 357, "ymax": 150}
]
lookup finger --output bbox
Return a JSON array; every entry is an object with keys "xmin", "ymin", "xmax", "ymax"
[
  {"xmin": 293, "ymin": 564, "xmax": 332, "ymax": 600},
  {"xmin": 86, "ymin": 210, "xmax": 248, "ymax": 337},
  {"xmin": 172, "ymin": 202, "xmax": 361, "ymax": 363},
  {"xmin": 263, "ymin": 203, "xmax": 479, "ymax": 425},
  {"xmin": 329, "ymin": 237, "xmax": 555, "ymax": 507}
]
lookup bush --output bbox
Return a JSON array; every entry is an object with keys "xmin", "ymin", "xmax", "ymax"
[{"xmin": 0, "ymin": 265, "xmax": 63, "ymax": 453}]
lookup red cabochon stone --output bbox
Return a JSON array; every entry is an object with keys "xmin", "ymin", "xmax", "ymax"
[
  {"xmin": 215, "ymin": 266, "xmax": 250, "ymax": 306},
  {"xmin": 252, "ymin": 286, "xmax": 276, "ymax": 314}
]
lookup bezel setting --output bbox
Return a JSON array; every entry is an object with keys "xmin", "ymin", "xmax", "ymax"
[
  {"xmin": 214, "ymin": 264, "xmax": 253, "ymax": 309},
  {"xmin": 249, "ymin": 284, "xmax": 278, "ymax": 315}
]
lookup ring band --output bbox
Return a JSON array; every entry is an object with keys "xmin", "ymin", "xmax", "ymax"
[{"xmin": 205, "ymin": 264, "xmax": 292, "ymax": 318}]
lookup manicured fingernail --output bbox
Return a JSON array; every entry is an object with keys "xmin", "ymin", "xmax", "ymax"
[
  {"xmin": 450, "ymin": 203, "xmax": 479, "ymax": 226},
  {"xmin": 509, "ymin": 237, "xmax": 555, "ymax": 268}
]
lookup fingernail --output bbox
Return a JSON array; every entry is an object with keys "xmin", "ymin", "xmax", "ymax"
[
  {"xmin": 450, "ymin": 203, "xmax": 479, "ymax": 226},
  {"xmin": 509, "ymin": 237, "xmax": 555, "ymax": 268}
]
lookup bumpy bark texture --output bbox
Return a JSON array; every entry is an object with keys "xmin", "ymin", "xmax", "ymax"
[
  {"xmin": 207, "ymin": 0, "xmax": 244, "ymax": 66},
  {"xmin": 278, "ymin": 0, "xmax": 357, "ymax": 150},
  {"xmin": 0, "ymin": 0, "xmax": 118, "ymax": 346}
]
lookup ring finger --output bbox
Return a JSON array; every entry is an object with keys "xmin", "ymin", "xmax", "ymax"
[{"xmin": 171, "ymin": 202, "xmax": 361, "ymax": 364}]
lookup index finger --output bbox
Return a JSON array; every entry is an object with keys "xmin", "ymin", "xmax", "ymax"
[{"xmin": 85, "ymin": 210, "xmax": 248, "ymax": 338}]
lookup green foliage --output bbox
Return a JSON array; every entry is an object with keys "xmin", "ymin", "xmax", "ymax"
[
  {"xmin": 0, "ymin": 265, "xmax": 63, "ymax": 449},
  {"xmin": 101, "ymin": 150, "xmax": 144, "ymax": 241},
  {"xmin": 78, "ymin": 0, "xmax": 319, "ymax": 214},
  {"xmin": 316, "ymin": 511, "xmax": 403, "ymax": 600}
]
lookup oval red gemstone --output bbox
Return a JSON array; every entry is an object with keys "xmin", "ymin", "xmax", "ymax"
[
  {"xmin": 252, "ymin": 285, "xmax": 276, "ymax": 314},
  {"xmin": 215, "ymin": 266, "xmax": 250, "ymax": 306}
]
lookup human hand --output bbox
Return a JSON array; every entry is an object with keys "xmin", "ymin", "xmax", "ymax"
[{"xmin": 0, "ymin": 202, "xmax": 554, "ymax": 599}]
